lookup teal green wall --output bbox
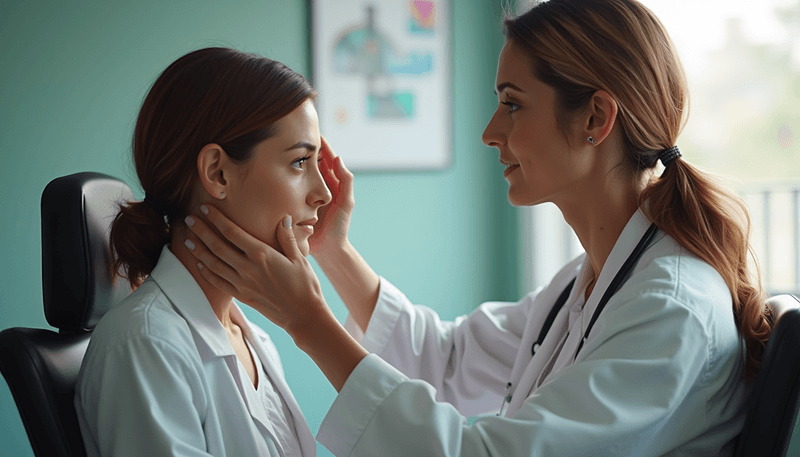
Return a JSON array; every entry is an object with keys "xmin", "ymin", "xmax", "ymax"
[{"xmin": 0, "ymin": 1, "xmax": 516, "ymax": 455}]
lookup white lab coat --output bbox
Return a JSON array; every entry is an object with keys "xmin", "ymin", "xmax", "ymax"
[
  {"xmin": 75, "ymin": 246, "xmax": 316, "ymax": 457},
  {"xmin": 317, "ymin": 210, "xmax": 747, "ymax": 456}
]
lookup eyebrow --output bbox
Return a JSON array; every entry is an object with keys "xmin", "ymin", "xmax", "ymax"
[
  {"xmin": 494, "ymin": 82, "xmax": 524, "ymax": 95},
  {"xmin": 284, "ymin": 141, "xmax": 318, "ymax": 153}
]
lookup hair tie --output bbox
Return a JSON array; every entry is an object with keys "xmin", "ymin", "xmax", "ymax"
[
  {"xmin": 143, "ymin": 193, "xmax": 167, "ymax": 216},
  {"xmin": 659, "ymin": 145, "xmax": 681, "ymax": 167}
]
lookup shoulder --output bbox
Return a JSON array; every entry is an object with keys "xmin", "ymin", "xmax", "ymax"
[
  {"xmin": 626, "ymin": 234, "xmax": 731, "ymax": 318},
  {"xmin": 84, "ymin": 278, "xmax": 198, "ymax": 364},
  {"xmin": 609, "ymin": 234, "xmax": 739, "ymax": 355}
]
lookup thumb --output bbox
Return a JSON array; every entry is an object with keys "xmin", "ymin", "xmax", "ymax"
[{"xmin": 278, "ymin": 215, "xmax": 303, "ymax": 261}]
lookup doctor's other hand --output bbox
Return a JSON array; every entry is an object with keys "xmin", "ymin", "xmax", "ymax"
[
  {"xmin": 309, "ymin": 136, "xmax": 354, "ymax": 258},
  {"xmin": 185, "ymin": 206, "xmax": 331, "ymax": 338}
]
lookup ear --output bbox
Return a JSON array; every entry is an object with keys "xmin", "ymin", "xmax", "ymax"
[
  {"xmin": 584, "ymin": 90, "xmax": 618, "ymax": 146},
  {"xmin": 196, "ymin": 143, "xmax": 231, "ymax": 200}
]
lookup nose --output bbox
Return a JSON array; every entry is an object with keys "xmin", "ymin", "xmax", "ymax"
[
  {"xmin": 308, "ymin": 164, "xmax": 332, "ymax": 208},
  {"xmin": 482, "ymin": 109, "xmax": 504, "ymax": 148}
]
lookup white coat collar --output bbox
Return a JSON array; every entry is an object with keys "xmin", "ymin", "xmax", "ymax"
[
  {"xmin": 149, "ymin": 246, "xmax": 317, "ymax": 455},
  {"xmin": 149, "ymin": 245, "xmax": 236, "ymax": 358},
  {"xmin": 505, "ymin": 209, "xmax": 654, "ymax": 417},
  {"xmin": 578, "ymin": 209, "xmax": 653, "ymax": 320}
]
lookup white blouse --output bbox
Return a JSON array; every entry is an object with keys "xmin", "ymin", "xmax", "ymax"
[{"xmin": 240, "ymin": 337, "xmax": 304, "ymax": 457}]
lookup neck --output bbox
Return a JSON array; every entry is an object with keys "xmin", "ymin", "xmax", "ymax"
[
  {"xmin": 556, "ymin": 164, "xmax": 650, "ymax": 283},
  {"xmin": 169, "ymin": 223, "xmax": 237, "ymax": 332}
]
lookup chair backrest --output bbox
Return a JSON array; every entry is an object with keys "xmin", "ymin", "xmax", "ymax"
[
  {"xmin": 0, "ymin": 172, "xmax": 133, "ymax": 457},
  {"xmin": 735, "ymin": 294, "xmax": 800, "ymax": 457}
]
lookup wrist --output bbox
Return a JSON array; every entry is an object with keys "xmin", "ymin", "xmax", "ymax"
[
  {"xmin": 313, "ymin": 239, "xmax": 354, "ymax": 270},
  {"xmin": 289, "ymin": 302, "xmax": 337, "ymax": 351}
]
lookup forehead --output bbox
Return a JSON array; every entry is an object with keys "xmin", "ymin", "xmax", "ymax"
[
  {"xmin": 274, "ymin": 99, "xmax": 319, "ymax": 136},
  {"xmin": 495, "ymin": 41, "xmax": 535, "ymax": 90}
]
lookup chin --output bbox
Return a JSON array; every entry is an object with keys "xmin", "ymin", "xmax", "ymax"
[
  {"xmin": 299, "ymin": 241, "xmax": 310, "ymax": 258},
  {"xmin": 507, "ymin": 189, "xmax": 530, "ymax": 207}
]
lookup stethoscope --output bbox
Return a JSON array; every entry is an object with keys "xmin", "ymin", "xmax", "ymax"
[{"xmin": 498, "ymin": 222, "xmax": 659, "ymax": 416}]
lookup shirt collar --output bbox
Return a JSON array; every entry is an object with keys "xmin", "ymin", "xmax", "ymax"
[{"xmin": 149, "ymin": 245, "xmax": 235, "ymax": 358}]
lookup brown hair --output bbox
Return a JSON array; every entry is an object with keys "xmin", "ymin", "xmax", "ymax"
[
  {"xmin": 504, "ymin": 0, "xmax": 770, "ymax": 380},
  {"xmin": 110, "ymin": 47, "xmax": 316, "ymax": 289}
]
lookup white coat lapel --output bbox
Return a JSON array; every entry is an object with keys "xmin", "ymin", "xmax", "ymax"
[
  {"xmin": 231, "ymin": 303, "xmax": 317, "ymax": 456},
  {"xmin": 150, "ymin": 246, "xmax": 237, "ymax": 359},
  {"xmin": 506, "ymin": 211, "xmax": 654, "ymax": 416},
  {"xmin": 151, "ymin": 247, "xmax": 293, "ymax": 453},
  {"xmin": 561, "ymin": 210, "xmax": 653, "ymax": 366},
  {"xmin": 504, "ymin": 259, "xmax": 587, "ymax": 417},
  {"xmin": 507, "ymin": 254, "xmax": 585, "ymax": 391}
]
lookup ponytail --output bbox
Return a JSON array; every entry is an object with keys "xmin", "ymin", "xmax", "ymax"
[
  {"xmin": 640, "ymin": 159, "xmax": 772, "ymax": 380},
  {"xmin": 110, "ymin": 200, "xmax": 170, "ymax": 289},
  {"xmin": 505, "ymin": 0, "xmax": 772, "ymax": 381}
]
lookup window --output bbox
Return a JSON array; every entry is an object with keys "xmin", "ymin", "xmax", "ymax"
[{"xmin": 519, "ymin": 0, "xmax": 800, "ymax": 295}]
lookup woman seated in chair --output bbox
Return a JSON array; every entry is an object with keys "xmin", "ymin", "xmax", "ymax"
[{"xmin": 74, "ymin": 47, "xmax": 329, "ymax": 456}]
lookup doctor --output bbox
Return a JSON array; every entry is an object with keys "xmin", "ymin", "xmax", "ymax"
[{"xmin": 183, "ymin": 0, "xmax": 772, "ymax": 455}]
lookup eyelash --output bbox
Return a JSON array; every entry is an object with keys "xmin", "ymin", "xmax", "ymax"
[
  {"xmin": 502, "ymin": 100, "xmax": 519, "ymax": 113},
  {"xmin": 292, "ymin": 155, "xmax": 324, "ymax": 169}
]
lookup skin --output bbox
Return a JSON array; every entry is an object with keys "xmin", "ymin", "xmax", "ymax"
[
  {"xmin": 171, "ymin": 99, "xmax": 331, "ymax": 386},
  {"xmin": 483, "ymin": 41, "xmax": 651, "ymax": 298},
  {"xmin": 182, "ymin": 40, "xmax": 652, "ymax": 390}
]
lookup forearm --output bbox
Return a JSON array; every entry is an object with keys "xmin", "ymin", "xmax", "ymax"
[
  {"xmin": 292, "ymin": 310, "xmax": 369, "ymax": 392},
  {"xmin": 313, "ymin": 241, "xmax": 380, "ymax": 331}
]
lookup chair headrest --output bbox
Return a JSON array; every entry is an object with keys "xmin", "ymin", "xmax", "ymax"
[
  {"xmin": 766, "ymin": 294, "xmax": 800, "ymax": 325},
  {"xmin": 41, "ymin": 172, "xmax": 134, "ymax": 331}
]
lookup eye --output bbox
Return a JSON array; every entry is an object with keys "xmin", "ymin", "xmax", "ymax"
[
  {"xmin": 292, "ymin": 156, "xmax": 311, "ymax": 169},
  {"xmin": 501, "ymin": 100, "xmax": 519, "ymax": 113}
]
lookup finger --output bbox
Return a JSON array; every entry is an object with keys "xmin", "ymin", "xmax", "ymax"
[
  {"xmin": 333, "ymin": 156, "xmax": 353, "ymax": 205},
  {"xmin": 183, "ymin": 233, "xmax": 241, "ymax": 287},
  {"xmin": 184, "ymin": 213, "xmax": 251, "ymax": 272},
  {"xmin": 278, "ymin": 215, "xmax": 304, "ymax": 261},
  {"xmin": 319, "ymin": 137, "xmax": 340, "ymax": 195},
  {"xmin": 320, "ymin": 136, "xmax": 337, "ymax": 163},
  {"xmin": 322, "ymin": 161, "xmax": 340, "ymax": 197},
  {"xmin": 198, "ymin": 204, "xmax": 280, "ymax": 262},
  {"xmin": 193, "ymin": 255, "xmax": 241, "ymax": 298}
]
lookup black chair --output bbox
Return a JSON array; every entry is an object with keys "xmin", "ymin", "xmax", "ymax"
[
  {"xmin": 735, "ymin": 293, "xmax": 800, "ymax": 456},
  {"xmin": 0, "ymin": 172, "xmax": 133, "ymax": 457}
]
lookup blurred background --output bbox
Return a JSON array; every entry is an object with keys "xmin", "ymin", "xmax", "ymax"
[{"xmin": 1, "ymin": 0, "xmax": 797, "ymax": 456}]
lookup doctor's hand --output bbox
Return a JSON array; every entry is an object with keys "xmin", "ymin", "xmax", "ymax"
[
  {"xmin": 185, "ymin": 206, "xmax": 330, "ymax": 338},
  {"xmin": 309, "ymin": 137, "xmax": 354, "ymax": 258},
  {"xmin": 184, "ymin": 206, "xmax": 368, "ymax": 391}
]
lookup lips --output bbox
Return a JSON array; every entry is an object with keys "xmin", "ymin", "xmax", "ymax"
[
  {"xmin": 297, "ymin": 217, "xmax": 317, "ymax": 226},
  {"xmin": 500, "ymin": 157, "xmax": 520, "ymax": 178},
  {"xmin": 296, "ymin": 217, "xmax": 317, "ymax": 234},
  {"xmin": 503, "ymin": 164, "xmax": 520, "ymax": 178}
]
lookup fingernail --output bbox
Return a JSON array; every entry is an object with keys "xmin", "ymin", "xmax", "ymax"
[
  {"xmin": 197, "ymin": 262, "xmax": 204, "ymax": 271},
  {"xmin": 185, "ymin": 216, "xmax": 195, "ymax": 227},
  {"xmin": 339, "ymin": 157, "xmax": 345, "ymax": 168},
  {"xmin": 200, "ymin": 205, "xmax": 209, "ymax": 215},
  {"xmin": 184, "ymin": 239, "xmax": 195, "ymax": 250},
  {"xmin": 284, "ymin": 215, "xmax": 292, "ymax": 228}
]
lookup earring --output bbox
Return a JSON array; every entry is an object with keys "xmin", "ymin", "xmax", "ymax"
[
  {"xmin": 587, "ymin": 137, "xmax": 596, "ymax": 145},
  {"xmin": 219, "ymin": 191, "xmax": 225, "ymax": 199}
]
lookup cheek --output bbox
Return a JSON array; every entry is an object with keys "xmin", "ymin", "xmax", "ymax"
[{"xmin": 508, "ymin": 126, "xmax": 539, "ymax": 170}]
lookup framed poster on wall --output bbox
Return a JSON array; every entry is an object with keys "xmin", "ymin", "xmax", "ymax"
[{"xmin": 310, "ymin": 0, "xmax": 451, "ymax": 171}]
